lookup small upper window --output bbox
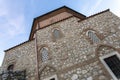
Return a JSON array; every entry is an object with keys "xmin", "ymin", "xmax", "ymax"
[
  {"xmin": 53, "ymin": 29, "xmax": 61, "ymax": 39},
  {"xmin": 7, "ymin": 64, "xmax": 14, "ymax": 71},
  {"xmin": 87, "ymin": 30, "xmax": 100, "ymax": 43},
  {"xmin": 40, "ymin": 47, "xmax": 49, "ymax": 62}
]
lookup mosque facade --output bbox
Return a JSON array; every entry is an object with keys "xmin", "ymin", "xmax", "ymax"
[{"xmin": 1, "ymin": 6, "xmax": 120, "ymax": 80}]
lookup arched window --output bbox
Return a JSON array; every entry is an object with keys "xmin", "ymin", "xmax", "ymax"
[
  {"xmin": 40, "ymin": 47, "xmax": 49, "ymax": 62},
  {"xmin": 7, "ymin": 64, "xmax": 14, "ymax": 71},
  {"xmin": 53, "ymin": 29, "xmax": 61, "ymax": 39},
  {"xmin": 87, "ymin": 30, "xmax": 100, "ymax": 43}
]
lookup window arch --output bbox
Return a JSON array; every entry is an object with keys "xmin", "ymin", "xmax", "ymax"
[
  {"xmin": 87, "ymin": 30, "xmax": 100, "ymax": 43},
  {"xmin": 7, "ymin": 64, "xmax": 14, "ymax": 71},
  {"xmin": 40, "ymin": 65, "xmax": 57, "ymax": 80},
  {"xmin": 40, "ymin": 47, "xmax": 49, "ymax": 62}
]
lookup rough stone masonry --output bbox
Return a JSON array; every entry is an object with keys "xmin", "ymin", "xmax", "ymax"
[{"xmin": 1, "ymin": 6, "xmax": 120, "ymax": 80}]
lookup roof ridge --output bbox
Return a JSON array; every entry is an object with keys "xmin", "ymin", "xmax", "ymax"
[
  {"xmin": 78, "ymin": 9, "xmax": 110, "ymax": 22},
  {"xmin": 29, "ymin": 6, "xmax": 86, "ymax": 40},
  {"xmin": 88, "ymin": 9, "xmax": 110, "ymax": 18},
  {"xmin": 4, "ymin": 39, "xmax": 35, "ymax": 52},
  {"xmin": 35, "ymin": 6, "xmax": 86, "ymax": 20}
]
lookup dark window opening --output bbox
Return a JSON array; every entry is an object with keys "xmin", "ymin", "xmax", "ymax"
[
  {"xmin": 7, "ymin": 64, "xmax": 14, "ymax": 71},
  {"xmin": 50, "ymin": 78, "xmax": 55, "ymax": 80},
  {"xmin": 104, "ymin": 55, "xmax": 120, "ymax": 79}
]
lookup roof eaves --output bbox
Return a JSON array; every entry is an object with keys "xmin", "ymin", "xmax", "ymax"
[
  {"xmin": 29, "ymin": 18, "xmax": 37, "ymax": 40},
  {"xmin": 4, "ymin": 39, "xmax": 35, "ymax": 52},
  {"xmin": 29, "ymin": 6, "xmax": 87, "ymax": 40},
  {"xmin": 78, "ymin": 9, "xmax": 110, "ymax": 22},
  {"xmin": 35, "ymin": 6, "xmax": 86, "ymax": 20}
]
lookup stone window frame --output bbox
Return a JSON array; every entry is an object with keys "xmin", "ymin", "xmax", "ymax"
[
  {"xmin": 51, "ymin": 27, "xmax": 63, "ymax": 42},
  {"xmin": 95, "ymin": 44, "xmax": 118, "ymax": 57},
  {"xmin": 7, "ymin": 64, "xmax": 14, "ymax": 71},
  {"xmin": 99, "ymin": 51, "xmax": 120, "ymax": 80},
  {"xmin": 86, "ymin": 30, "xmax": 100, "ymax": 44},
  {"xmin": 6, "ymin": 60, "xmax": 16, "ymax": 71},
  {"xmin": 38, "ymin": 45, "xmax": 51, "ymax": 63},
  {"xmin": 83, "ymin": 28, "xmax": 103, "ymax": 44},
  {"xmin": 39, "ymin": 65, "xmax": 58, "ymax": 80},
  {"xmin": 43, "ymin": 74, "xmax": 58, "ymax": 80}
]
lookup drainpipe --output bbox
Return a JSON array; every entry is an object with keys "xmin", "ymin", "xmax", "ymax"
[{"xmin": 35, "ymin": 22, "xmax": 40, "ymax": 80}]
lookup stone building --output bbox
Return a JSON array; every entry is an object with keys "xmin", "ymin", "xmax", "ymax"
[
  {"xmin": 1, "ymin": 6, "xmax": 120, "ymax": 80},
  {"xmin": 0, "ymin": 67, "xmax": 1, "ymax": 74}
]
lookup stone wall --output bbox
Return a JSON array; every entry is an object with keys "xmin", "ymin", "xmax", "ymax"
[
  {"xmin": 2, "ymin": 40, "xmax": 37, "ymax": 80},
  {"xmin": 36, "ymin": 11, "xmax": 120, "ymax": 80},
  {"xmin": 0, "ymin": 67, "xmax": 1, "ymax": 74},
  {"xmin": 1, "ymin": 10, "xmax": 120, "ymax": 80}
]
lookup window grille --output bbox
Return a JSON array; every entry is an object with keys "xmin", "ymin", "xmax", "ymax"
[
  {"xmin": 87, "ymin": 30, "xmax": 100, "ymax": 43},
  {"xmin": 41, "ymin": 47, "xmax": 49, "ymax": 62},
  {"xmin": 104, "ymin": 55, "xmax": 120, "ymax": 79}
]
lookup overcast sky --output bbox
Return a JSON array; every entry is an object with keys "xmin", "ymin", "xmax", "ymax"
[{"xmin": 0, "ymin": 0, "xmax": 120, "ymax": 66}]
